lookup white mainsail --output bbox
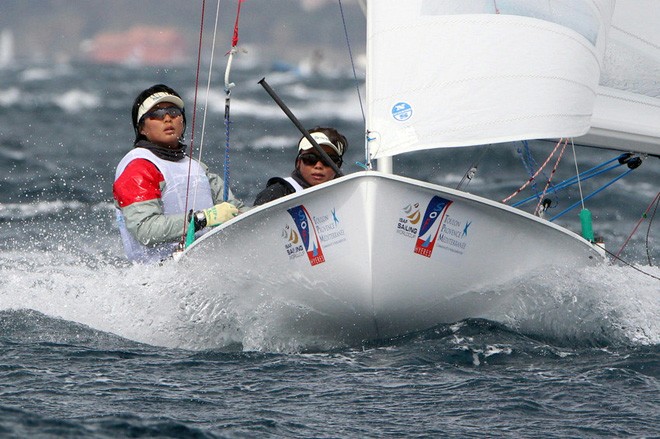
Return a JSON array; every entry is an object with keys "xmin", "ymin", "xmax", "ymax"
[{"xmin": 366, "ymin": 0, "xmax": 615, "ymax": 159}]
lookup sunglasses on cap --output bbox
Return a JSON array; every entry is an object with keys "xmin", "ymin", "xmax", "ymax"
[
  {"xmin": 142, "ymin": 106, "xmax": 183, "ymax": 121},
  {"xmin": 298, "ymin": 153, "xmax": 343, "ymax": 168}
]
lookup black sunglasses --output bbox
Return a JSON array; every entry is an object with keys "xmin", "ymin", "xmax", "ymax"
[
  {"xmin": 298, "ymin": 153, "xmax": 343, "ymax": 168},
  {"xmin": 143, "ymin": 106, "xmax": 183, "ymax": 121}
]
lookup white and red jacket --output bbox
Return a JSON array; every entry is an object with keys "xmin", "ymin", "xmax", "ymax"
[{"xmin": 114, "ymin": 147, "xmax": 236, "ymax": 263}]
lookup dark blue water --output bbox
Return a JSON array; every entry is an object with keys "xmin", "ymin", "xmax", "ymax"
[{"xmin": 0, "ymin": 62, "xmax": 658, "ymax": 437}]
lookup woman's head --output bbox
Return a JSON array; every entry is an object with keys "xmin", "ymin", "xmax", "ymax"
[
  {"xmin": 131, "ymin": 84, "xmax": 186, "ymax": 146},
  {"xmin": 296, "ymin": 127, "xmax": 347, "ymax": 158},
  {"xmin": 295, "ymin": 127, "xmax": 348, "ymax": 186}
]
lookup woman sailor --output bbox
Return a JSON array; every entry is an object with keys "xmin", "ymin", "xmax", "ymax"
[
  {"xmin": 113, "ymin": 84, "xmax": 243, "ymax": 263},
  {"xmin": 253, "ymin": 126, "xmax": 347, "ymax": 206}
]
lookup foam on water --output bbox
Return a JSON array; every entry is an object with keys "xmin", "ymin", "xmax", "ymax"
[
  {"xmin": 0, "ymin": 242, "xmax": 329, "ymax": 352},
  {"xmin": 0, "ymin": 244, "xmax": 657, "ymax": 354},
  {"xmin": 0, "ymin": 85, "xmax": 101, "ymax": 113},
  {"xmin": 0, "ymin": 250, "xmax": 187, "ymax": 347},
  {"xmin": 484, "ymin": 263, "xmax": 660, "ymax": 346},
  {"xmin": 0, "ymin": 200, "xmax": 88, "ymax": 220}
]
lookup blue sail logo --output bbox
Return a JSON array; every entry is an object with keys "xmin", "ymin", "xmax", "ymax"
[
  {"xmin": 287, "ymin": 205, "xmax": 325, "ymax": 266},
  {"xmin": 414, "ymin": 196, "xmax": 452, "ymax": 258},
  {"xmin": 391, "ymin": 102, "xmax": 413, "ymax": 121}
]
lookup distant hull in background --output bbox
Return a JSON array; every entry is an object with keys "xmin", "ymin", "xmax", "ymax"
[{"xmin": 80, "ymin": 26, "xmax": 189, "ymax": 67}]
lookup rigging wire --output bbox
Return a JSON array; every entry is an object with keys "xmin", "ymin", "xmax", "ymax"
[
  {"xmin": 502, "ymin": 138, "xmax": 564, "ymax": 204},
  {"xmin": 183, "ymin": 0, "xmax": 225, "ymax": 248},
  {"xmin": 516, "ymin": 141, "xmax": 543, "ymax": 196},
  {"xmin": 570, "ymin": 138, "xmax": 586, "ymax": 210},
  {"xmin": 338, "ymin": 0, "xmax": 365, "ymax": 126},
  {"xmin": 511, "ymin": 155, "xmax": 630, "ymax": 208},
  {"xmin": 616, "ymin": 191, "xmax": 660, "ymax": 265},
  {"xmin": 195, "ymin": 0, "xmax": 223, "ymax": 203},
  {"xmin": 602, "ymin": 246, "xmax": 660, "ymax": 281},
  {"xmin": 533, "ymin": 138, "xmax": 568, "ymax": 215},
  {"xmin": 548, "ymin": 168, "xmax": 635, "ymax": 221},
  {"xmin": 180, "ymin": 0, "xmax": 209, "ymax": 247},
  {"xmin": 457, "ymin": 147, "xmax": 489, "ymax": 190},
  {"xmin": 338, "ymin": 0, "xmax": 369, "ymax": 168},
  {"xmin": 180, "ymin": 0, "xmax": 242, "ymax": 249},
  {"xmin": 645, "ymin": 192, "xmax": 659, "ymax": 266},
  {"xmin": 223, "ymin": 0, "xmax": 244, "ymax": 202}
]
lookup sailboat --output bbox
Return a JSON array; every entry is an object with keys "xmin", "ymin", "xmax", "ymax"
[
  {"xmin": 180, "ymin": 0, "xmax": 658, "ymax": 345},
  {"xmin": 0, "ymin": 29, "xmax": 15, "ymax": 69}
]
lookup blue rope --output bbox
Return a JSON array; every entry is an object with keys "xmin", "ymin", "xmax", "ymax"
[
  {"xmin": 223, "ymin": 97, "xmax": 231, "ymax": 202},
  {"xmin": 516, "ymin": 140, "xmax": 554, "ymax": 198},
  {"xmin": 512, "ymin": 155, "xmax": 627, "ymax": 208},
  {"xmin": 549, "ymin": 169, "xmax": 634, "ymax": 221},
  {"xmin": 517, "ymin": 141, "xmax": 536, "ymax": 177},
  {"xmin": 548, "ymin": 163, "xmax": 622, "ymax": 192}
]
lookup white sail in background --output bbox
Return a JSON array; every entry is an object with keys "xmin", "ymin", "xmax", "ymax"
[
  {"xmin": 0, "ymin": 29, "xmax": 15, "ymax": 68},
  {"xmin": 577, "ymin": 0, "xmax": 660, "ymax": 156},
  {"xmin": 366, "ymin": 0, "xmax": 621, "ymax": 159}
]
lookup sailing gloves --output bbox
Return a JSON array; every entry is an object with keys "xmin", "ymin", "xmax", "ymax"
[{"xmin": 191, "ymin": 202, "xmax": 239, "ymax": 231}]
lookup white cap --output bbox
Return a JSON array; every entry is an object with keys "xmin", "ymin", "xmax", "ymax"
[
  {"xmin": 298, "ymin": 132, "xmax": 344, "ymax": 156},
  {"xmin": 136, "ymin": 92, "xmax": 185, "ymax": 125}
]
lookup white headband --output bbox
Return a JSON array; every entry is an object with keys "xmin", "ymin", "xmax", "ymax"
[
  {"xmin": 136, "ymin": 92, "xmax": 185, "ymax": 125},
  {"xmin": 298, "ymin": 132, "xmax": 344, "ymax": 156}
]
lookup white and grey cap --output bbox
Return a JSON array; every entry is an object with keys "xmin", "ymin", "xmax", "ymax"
[
  {"xmin": 135, "ymin": 92, "xmax": 185, "ymax": 125},
  {"xmin": 297, "ymin": 132, "xmax": 345, "ymax": 156}
]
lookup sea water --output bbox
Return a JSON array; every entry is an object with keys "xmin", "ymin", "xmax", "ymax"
[{"xmin": 0, "ymin": 63, "xmax": 658, "ymax": 437}]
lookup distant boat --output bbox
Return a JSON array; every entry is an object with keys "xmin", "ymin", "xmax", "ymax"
[
  {"xmin": 0, "ymin": 29, "xmax": 15, "ymax": 68},
  {"xmin": 81, "ymin": 25, "xmax": 189, "ymax": 67},
  {"xmin": 270, "ymin": 49, "xmax": 347, "ymax": 78}
]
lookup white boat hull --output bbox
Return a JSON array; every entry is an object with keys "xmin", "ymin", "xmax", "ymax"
[{"xmin": 181, "ymin": 172, "xmax": 604, "ymax": 344}]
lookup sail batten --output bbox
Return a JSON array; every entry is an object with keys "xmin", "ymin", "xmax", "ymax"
[{"xmin": 576, "ymin": 86, "xmax": 660, "ymax": 156}]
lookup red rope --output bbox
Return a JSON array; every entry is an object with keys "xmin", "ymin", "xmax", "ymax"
[
  {"xmin": 534, "ymin": 138, "xmax": 568, "ymax": 215},
  {"xmin": 180, "ymin": 0, "xmax": 208, "ymax": 243},
  {"xmin": 502, "ymin": 138, "xmax": 565, "ymax": 204},
  {"xmin": 616, "ymin": 191, "xmax": 660, "ymax": 258},
  {"xmin": 231, "ymin": 0, "xmax": 244, "ymax": 48}
]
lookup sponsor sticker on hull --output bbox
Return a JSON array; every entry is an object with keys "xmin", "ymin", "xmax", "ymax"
[
  {"xmin": 396, "ymin": 195, "xmax": 472, "ymax": 257},
  {"xmin": 287, "ymin": 205, "xmax": 325, "ymax": 266},
  {"xmin": 414, "ymin": 196, "xmax": 452, "ymax": 258},
  {"xmin": 284, "ymin": 205, "xmax": 347, "ymax": 266}
]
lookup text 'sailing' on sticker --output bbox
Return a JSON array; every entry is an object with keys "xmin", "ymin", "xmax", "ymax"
[{"xmin": 396, "ymin": 202, "xmax": 421, "ymax": 238}]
